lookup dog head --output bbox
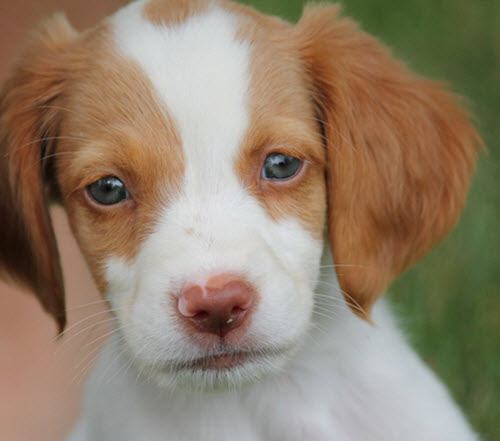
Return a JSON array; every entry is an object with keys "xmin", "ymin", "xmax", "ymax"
[{"xmin": 0, "ymin": 0, "xmax": 480, "ymax": 388}]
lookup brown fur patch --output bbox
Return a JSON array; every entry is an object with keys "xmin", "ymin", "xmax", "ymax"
[
  {"xmin": 143, "ymin": 0, "xmax": 211, "ymax": 26},
  {"xmin": 295, "ymin": 5, "xmax": 481, "ymax": 318},
  {"xmin": 54, "ymin": 25, "xmax": 184, "ymax": 293},
  {"xmin": 0, "ymin": 16, "xmax": 185, "ymax": 327},
  {"xmin": 232, "ymin": 5, "xmax": 327, "ymax": 241}
]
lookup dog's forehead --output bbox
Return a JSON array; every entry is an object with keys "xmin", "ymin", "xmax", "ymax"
[{"xmin": 111, "ymin": 1, "xmax": 251, "ymax": 179}]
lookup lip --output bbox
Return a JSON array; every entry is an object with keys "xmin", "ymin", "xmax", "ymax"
[
  {"xmin": 181, "ymin": 351, "xmax": 252, "ymax": 371},
  {"xmin": 156, "ymin": 346, "xmax": 291, "ymax": 376}
]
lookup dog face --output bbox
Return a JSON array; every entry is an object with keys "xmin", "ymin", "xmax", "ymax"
[{"xmin": 0, "ymin": 0, "xmax": 480, "ymax": 389}]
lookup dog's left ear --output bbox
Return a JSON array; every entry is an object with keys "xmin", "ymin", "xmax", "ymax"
[
  {"xmin": 0, "ymin": 14, "xmax": 77, "ymax": 332},
  {"xmin": 296, "ymin": 5, "xmax": 482, "ymax": 319}
]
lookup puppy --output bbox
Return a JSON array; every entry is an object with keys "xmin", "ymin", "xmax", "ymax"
[{"xmin": 0, "ymin": 1, "xmax": 482, "ymax": 440}]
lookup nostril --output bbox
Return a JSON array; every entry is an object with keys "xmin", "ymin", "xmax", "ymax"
[
  {"xmin": 193, "ymin": 310, "xmax": 209, "ymax": 320},
  {"xmin": 230, "ymin": 306, "xmax": 246, "ymax": 319}
]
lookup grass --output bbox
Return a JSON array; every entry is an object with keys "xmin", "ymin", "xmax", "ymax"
[{"xmin": 238, "ymin": 0, "xmax": 500, "ymax": 438}]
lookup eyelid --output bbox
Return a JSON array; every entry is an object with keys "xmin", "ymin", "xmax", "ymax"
[{"xmin": 264, "ymin": 145, "xmax": 306, "ymax": 161}]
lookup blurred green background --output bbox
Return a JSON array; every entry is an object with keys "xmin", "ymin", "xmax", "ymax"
[{"xmin": 238, "ymin": 0, "xmax": 499, "ymax": 438}]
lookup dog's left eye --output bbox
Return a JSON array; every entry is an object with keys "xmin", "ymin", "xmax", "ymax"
[
  {"xmin": 88, "ymin": 176, "xmax": 129, "ymax": 205},
  {"xmin": 262, "ymin": 153, "xmax": 302, "ymax": 180}
]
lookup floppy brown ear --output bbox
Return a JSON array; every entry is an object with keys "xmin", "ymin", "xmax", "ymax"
[
  {"xmin": 0, "ymin": 14, "xmax": 77, "ymax": 332},
  {"xmin": 296, "ymin": 5, "xmax": 481, "ymax": 319}
]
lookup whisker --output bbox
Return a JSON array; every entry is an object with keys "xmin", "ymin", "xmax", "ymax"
[
  {"xmin": 55, "ymin": 307, "xmax": 122, "ymax": 341},
  {"xmin": 313, "ymin": 292, "xmax": 345, "ymax": 302},
  {"xmin": 314, "ymin": 285, "xmax": 365, "ymax": 314},
  {"xmin": 38, "ymin": 104, "xmax": 107, "ymax": 127},
  {"xmin": 63, "ymin": 299, "xmax": 111, "ymax": 313},
  {"xmin": 70, "ymin": 336, "xmax": 115, "ymax": 382},
  {"xmin": 319, "ymin": 263, "xmax": 371, "ymax": 269},
  {"xmin": 56, "ymin": 316, "xmax": 120, "ymax": 351},
  {"xmin": 39, "ymin": 150, "xmax": 82, "ymax": 161},
  {"xmin": 72, "ymin": 328, "xmax": 130, "ymax": 385},
  {"xmin": 3, "ymin": 135, "xmax": 88, "ymax": 159},
  {"xmin": 307, "ymin": 322, "xmax": 331, "ymax": 340},
  {"xmin": 339, "ymin": 289, "xmax": 366, "ymax": 315},
  {"xmin": 313, "ymin": 299, "xmax": 341, "ymax": 311},
  {"xmin": 82, "ymin": 325, "xmax": 122, "ymax": 348},
  {"xmin": 312, "ymin": 309, "xmax": 340, "ymax": 321},
  {"xmin": 72, "ymin": 345, "xmax": 108, "ymax": 385}
]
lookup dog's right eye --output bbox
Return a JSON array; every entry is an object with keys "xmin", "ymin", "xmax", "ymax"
[{"xmin": 88, "ymin": 176, "xmax": 129, "ymax": 206}]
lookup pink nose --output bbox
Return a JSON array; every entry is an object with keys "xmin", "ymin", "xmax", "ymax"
[{"xmin": 177, "ymin": 274, "xmax": 254, "ymax": 337}]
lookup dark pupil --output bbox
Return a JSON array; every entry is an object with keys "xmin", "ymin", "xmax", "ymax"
[
  {"xmin": 263, "ymin": 153, "xmax": 301, "ymax": 180},
  {"xmin": 89, "ymin": 177, "xmax": 127, "ymax": 205}
]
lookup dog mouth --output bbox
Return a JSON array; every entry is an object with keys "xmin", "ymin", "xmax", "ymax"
[
  {"xmin": 133, "ymin": 344, "xmax": 296, "ymax": 389},
  {"xmin": 161, "ymin": 346, "xmax": 289, "ymax": 375},
  {"xmin": 179, "ymin": 351, "xmax": 252, "ymax": 371}
]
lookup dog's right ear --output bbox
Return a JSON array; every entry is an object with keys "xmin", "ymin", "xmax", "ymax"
[{"xmin": 0, "ymin": 14, "xmax": 77, "ymax": 333}]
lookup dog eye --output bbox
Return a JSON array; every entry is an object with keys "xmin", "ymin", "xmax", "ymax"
[
  {"xmin": 88, "ymin": 176, "xmax": 129, "ymax": 205},
  {"xmin": 262, "ymin": 153, "xmax": 302, "ymax": 180}
]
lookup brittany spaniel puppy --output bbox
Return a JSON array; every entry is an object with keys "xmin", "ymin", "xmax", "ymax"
[{"xmin": 0, "ymin": 0, "xmax": 481, "ymax": 440}]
